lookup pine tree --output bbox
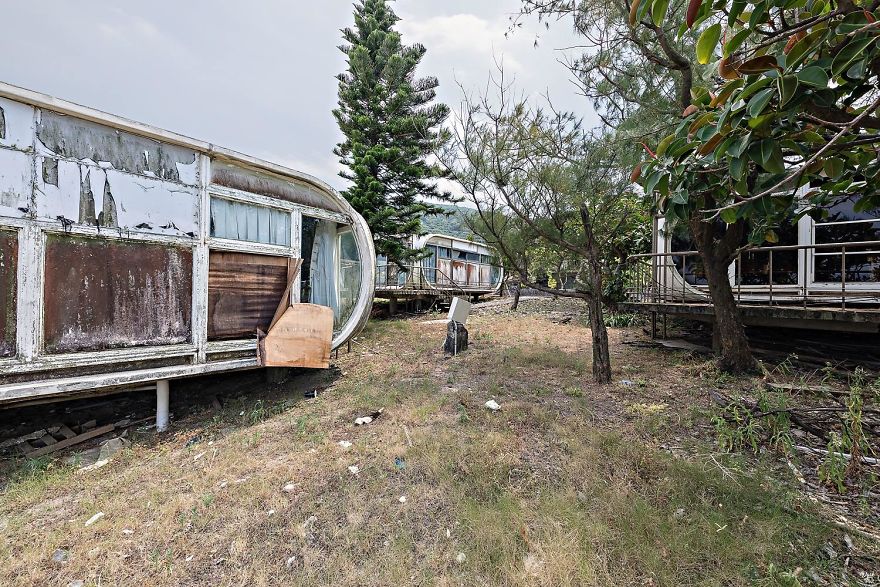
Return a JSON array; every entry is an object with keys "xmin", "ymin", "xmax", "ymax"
[{"xmin": 334, "ymin": 0, "xmax": 453, "ymax": 265}]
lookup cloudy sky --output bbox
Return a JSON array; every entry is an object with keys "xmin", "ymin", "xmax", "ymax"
[{"xmin": 0, "ymin": 1, "xmax": 593, "ymax": 191}]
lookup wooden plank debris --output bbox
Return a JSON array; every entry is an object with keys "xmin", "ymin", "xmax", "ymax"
[
  {"xmin": 259, "ymin": 304, "xmax": 333, "ymax": 369},
  {"xmin": 26, "ymin": 424, "xmax": 115, "ymax": 459}
]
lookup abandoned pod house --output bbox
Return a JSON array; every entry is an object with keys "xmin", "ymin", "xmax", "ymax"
[
  {"xmin": 374, "ymin": 232, "xmax": 503, "ymax": 312},
  {"xmin": 622, "ymin": 204, "xmax": 880, "ymax": 335},
  {"xmin": 0, "ymin": 82, "xmax": 375, "ymax": 422}
]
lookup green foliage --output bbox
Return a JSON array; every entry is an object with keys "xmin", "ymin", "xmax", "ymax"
[
  {"xmin": 418, "ymin": 203, "xmax": 480, "ymax": 241},
  {"xmin": 713, "ymin": 392, "xmax": 792, "ymax": 454},
  {"xmin": 334, "ymin": 0, "xmax": 454, "ymax": 265},
  {"xmin": 638, "ymin": 0, "xmax": 880, "ymax": 234}
]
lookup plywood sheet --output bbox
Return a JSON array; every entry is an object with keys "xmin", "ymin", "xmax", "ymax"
[
  {"xmin": 259, "ymin": 304, "xmax": 333, "ymax": 368},
  {"xmin": 43, "ymin": 235, "xmax": 193, "ymax": 352},
  {"xmin": 207, "ymin": 252, "xmax": 290, "ymax": 340},
  {"xmin": 0, "ymin": 230, "xmax": 17, "ymax": 357}
]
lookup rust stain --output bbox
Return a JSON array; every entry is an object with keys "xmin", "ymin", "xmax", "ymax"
[
  {"xmin": 211, "ymin": 162, "xmax": 345, "ymax": 214},
  {"xmin": 0, "ymin": 231, "xmax": 17, "ymax": 357},
  {"xmin": 207, "ymin": 251, "xmax": 290, "ymax": 340},
  {"xmin": 43, "ymin": 235, "xmax": 193, "ymax": 353}
]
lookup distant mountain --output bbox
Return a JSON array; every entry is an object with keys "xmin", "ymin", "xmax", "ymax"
[{"xmin": 419, "ymin": 203, "xmax": 482, "ymax": 242}]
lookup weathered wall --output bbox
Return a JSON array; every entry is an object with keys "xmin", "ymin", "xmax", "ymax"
[
  {"xmin": 0, "ymin": 97, "xmax": 34, "ymax": 218},
  {"xmin": 34, "ymin": 110, "xmax": 200, "ymax": 236},
  {"xmin": 43, "ymin": 235, "xmax": 193, "ymax": 353},
  {"xmin": 211, "ymin": 161, "xmax": 345, "ymax": 214},
  {"xmin": 207, "ymin": 252, "xmax": 289, "ymax": 340},
  {"xmin": 0, "ymin": 230, "xmax": 17, "ymax": 357}
]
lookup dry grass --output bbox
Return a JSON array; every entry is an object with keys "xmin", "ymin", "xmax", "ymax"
[{"xmin": 0, "ymin": 302, "xmax": 868, "ymax": 586}]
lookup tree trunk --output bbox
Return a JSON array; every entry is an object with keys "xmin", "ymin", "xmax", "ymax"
[
  {"xmin": 510, "ymin": 281, "xmax": 521, "ymax": 311},
  {"xmin": 587, "ymin": 294, "xmax": 612, "ymax": 384},
  {"xmin": 689, "ymin": 216, "xmax": 757, "ymax": 373},
  {"xmin": 581, "ymin": 204, "xmax": 612, "ymax": 384}
]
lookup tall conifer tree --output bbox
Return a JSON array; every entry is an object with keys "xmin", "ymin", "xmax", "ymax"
[{"xmin": 334, "ymin": 0, "xmax": 452, "ymax": 265}]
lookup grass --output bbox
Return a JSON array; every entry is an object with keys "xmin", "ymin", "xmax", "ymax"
[{"xmin": 0, "ymin": 304, "xmax": 871, "ymax": 586}]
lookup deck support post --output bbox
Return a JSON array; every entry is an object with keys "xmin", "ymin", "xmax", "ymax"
[
  {"xmin": 389, "ymin": 297, "xmax": 397, "ymax": 316},
  {"xmin": 156, "ymin": 379, "xmax": 170, "ymax": 432},
  {"xmin": 651, "ymin": 311, "xmax": 657, "ymax": 339}
]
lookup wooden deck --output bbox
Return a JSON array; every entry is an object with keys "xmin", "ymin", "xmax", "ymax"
[{"xmin": 619, "ymin": 301, "xmax": 880, "ymax": 333}]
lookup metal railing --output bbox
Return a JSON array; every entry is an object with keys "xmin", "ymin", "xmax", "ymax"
[
  {"xmin": 374, "ymin": 264, "xmax": 474, "ymax": 297},
  {"xmin": 624, "ymin": 240, "xmax": 880, "ymax": 310}
]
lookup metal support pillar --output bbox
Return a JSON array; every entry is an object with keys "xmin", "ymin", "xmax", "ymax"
[{"xmin": 156, "ymin": 379, "xmax": 170, "ymax": 432}]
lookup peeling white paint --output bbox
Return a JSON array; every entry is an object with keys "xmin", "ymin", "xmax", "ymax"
[
  {"xmin": 0, "ymin": 97, "xmax": 35, "ymax": 149},
  {"xmin": 0, "ymin": 149, "xmax": 32, "ymax": 216}
]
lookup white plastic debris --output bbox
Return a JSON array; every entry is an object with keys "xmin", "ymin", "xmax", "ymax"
[
  {"xmin": 355, "ymin": 408, "xmax": 383, "ymax": 425},
  {"xmin": 84, "ymin": 512, "xmax": 104, "ymax": 527},
  {"xmin": 267, "ymin": 509, "xmax": 275, "ymax": 516},
  {"xmin": 455, "ymin": 552, "xmax": 467, "ymax": 564},
  {"xmin": 348, "ymin": 465, "xmax": 360, "ymax": 475},
  {"xmin": 338, "ymin": 440, "xmax": 353, "ymax": 449},
  {"xmin": 122, "ymin": 528, "xmax": 134, "ymax": 535},
  {"xmin": 185, "ymin": 555, "xmax": 194, "ymax": 562},
  {"xmin": 286, "ymin": 555, "xmax": 298, "ymax": 569},
  {"xmin": 398, "ymin": 496, "xmax": 407, "ymax": 503},
  {"xmin": 282, "ymin": 483, "xmax": 297, "ymax": 493},
  {"xmin": 446, "ymin": 528, "xmax": 451, "ymax": 539},
  {"xmin": 51, "ymin": 548, "xmax": 69, "ymax": 564},
  {"xmin": 485, "ymin": 400, "xmax": 501, "ymax": 411}
]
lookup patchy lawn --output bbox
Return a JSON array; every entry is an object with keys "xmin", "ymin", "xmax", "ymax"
[{"xmin": 0, "ymin": 299, "xmax": 876, "ymax": 586}]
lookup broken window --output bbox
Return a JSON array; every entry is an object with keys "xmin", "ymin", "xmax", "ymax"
[
  {"xmin": 209, "ymin": 197, "xmax": 291, "ymax": 246},
  {"xmin": 336, "ymin": 229, "xmax": 362, "ymax": 328},
  {"xmin": 300, "ymin": 217, "xmax": 363, "ymax": 329}
]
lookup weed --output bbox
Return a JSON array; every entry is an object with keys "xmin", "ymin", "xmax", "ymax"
[
  {"xmin": 713, "ymin": 401, "xmax": 762, "ymax": 453},
  {"xmin": 457, "ymin": 403, "xmax": 471, "ymax": 424},
  {"xmin": 564, "ymin": 386, "xmax": 583, "ymax": 398},
  {"xmin": 604, "ymin": 312, "xmax": 641, "ymax": 328}
]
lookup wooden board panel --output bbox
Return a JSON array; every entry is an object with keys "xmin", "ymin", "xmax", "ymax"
[
  {"xmin": 43, "ymin": 235, "xmax": 193, "ymax": 353},
  {"xmin": 259, "ymin": 303, "xmax": 333, "ymax": 368},
  {"xmin": 207, "ymin": 251, "xmax": 290, "ymax": 340},
  {"xmin": 0, "ymin": 231, "xmax": 17, "ymax": 357}
]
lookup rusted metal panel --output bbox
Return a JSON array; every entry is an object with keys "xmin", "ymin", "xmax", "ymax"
[
  {"xmin": 211, "ymin": 162, "xmax": 345, "ymax": 213},
  {"xmin": 43, "ymin": 235, "xmax": 193, "ymax": 353},
  {"xmin": 0, "ymin": 231, "xmax": 18, "ymax": 357},
  {"xmin": 207, "ymin": 251, "xmax": 290, "ymax": 340}
]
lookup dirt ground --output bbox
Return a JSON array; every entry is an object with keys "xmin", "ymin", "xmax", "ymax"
[{"xmin": 0, "ymin": 298, "xmax": 877, "ymax": 586}]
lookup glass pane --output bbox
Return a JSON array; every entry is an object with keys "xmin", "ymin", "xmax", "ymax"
[
  {"xmin": 424, "ymin": 246, "xmax": 437, "ymax": 283},
  {"xmin": 210, "ymin": 197, "xmax": 290, "ymax": 246},
  {"xmin": 670, "ymin": 234, "xmax": 708, "ymax": 285},
  {"xmin": 336, "ymin": 230, "xmax": 362, "ymax": 329},
  {"xmin": 816, "ymin": 220, "xmax": 880, "ymax": 245},
  {"xmin": 736, "ymin": 250, "xmax": 798, "ymax": 285},
  {"xmin": 815, "ymin": 252, "xmax": 880, "ymax": 282},
  {"xmin": 819, "ymin": 196, "xmax": 880, "ymax": 224}
]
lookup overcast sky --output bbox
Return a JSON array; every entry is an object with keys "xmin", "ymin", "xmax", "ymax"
[{"xmin": 0, "ymin": 1, "xmax": 593, "ymax": 191}]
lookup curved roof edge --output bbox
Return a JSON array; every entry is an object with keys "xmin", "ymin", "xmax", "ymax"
[{"xmin": 0, "ymin": 81, "xmax": 340, "ymax": 203}]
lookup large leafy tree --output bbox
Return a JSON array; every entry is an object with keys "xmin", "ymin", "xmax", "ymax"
[
  {"xmin": 518, "ymin": 0, "xmax": 763, "ymax": 372},
  {"xmin": 442, "ymin": 71, "xmax": 649, "ymax": 383},
  {"xmin": 637, "ymin": 0, "xmax": 880, "ymax": 369},
  {"xmin": 334, "ymin": 0, "xmax": 454, "ymax": 265}
]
